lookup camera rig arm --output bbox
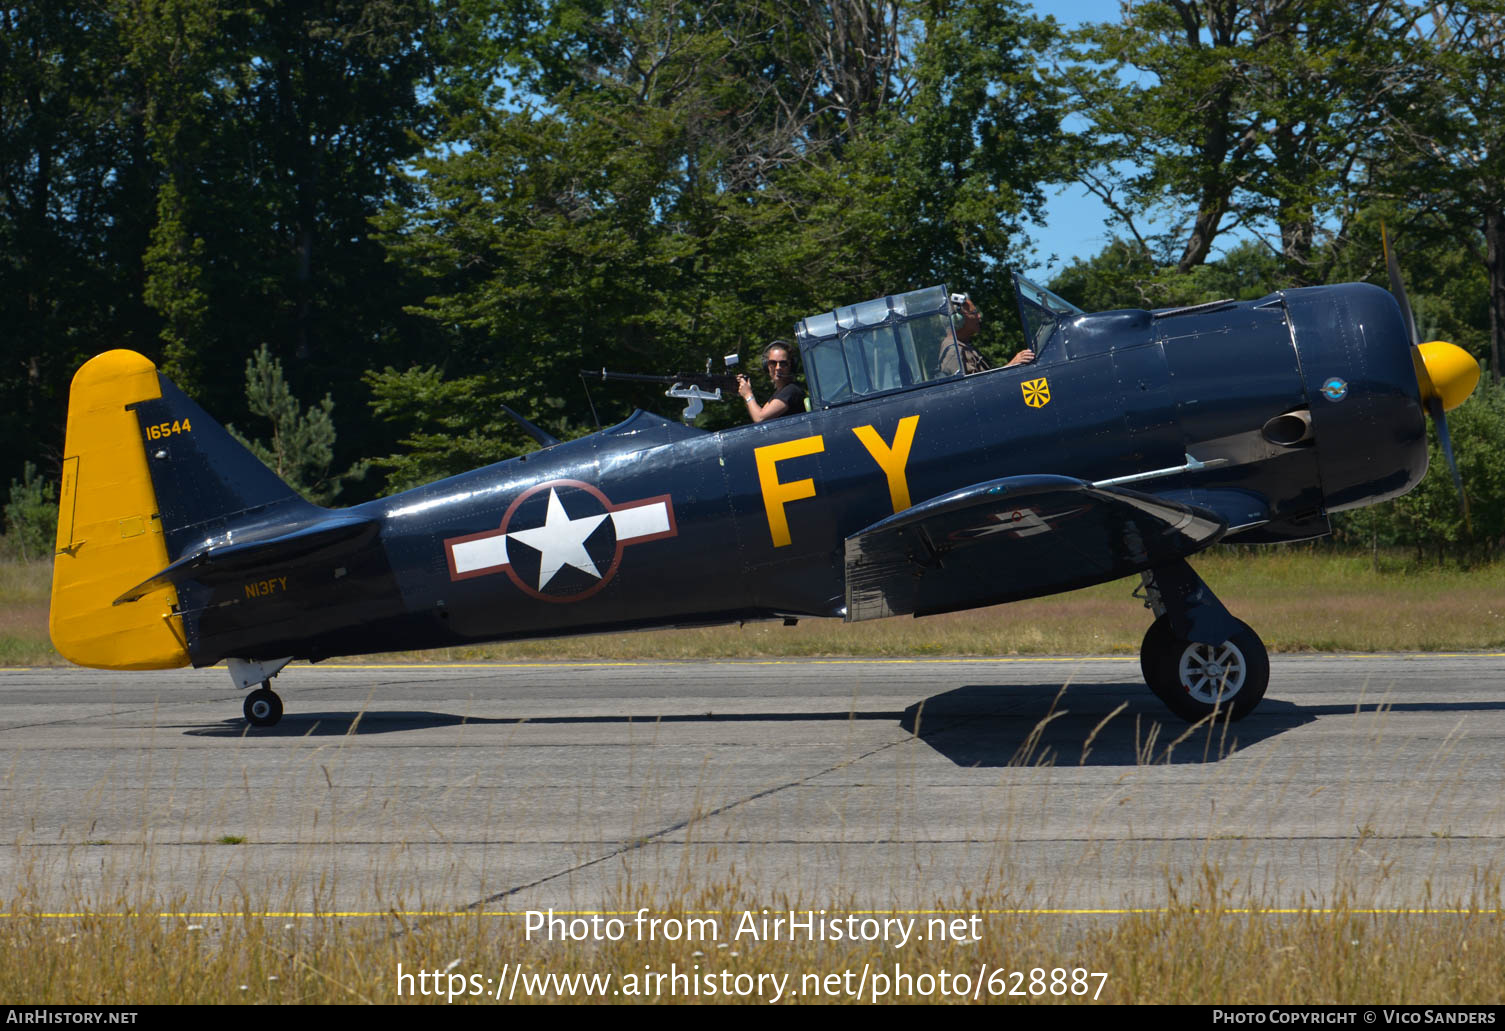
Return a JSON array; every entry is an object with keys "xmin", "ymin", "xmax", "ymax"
[{"xmin": 581, "ymin": 355, "xmax": 742, "ymax": 423}]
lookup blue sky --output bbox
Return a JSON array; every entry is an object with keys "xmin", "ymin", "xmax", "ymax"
[{"xmin": 1022, "ymin": 0, "xmax": 1141, "ymax": 279}]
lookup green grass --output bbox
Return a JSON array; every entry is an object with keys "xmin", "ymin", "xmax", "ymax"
[
  {"xmin": 0, "ymin": 557, "xmax": 55, "ymax": 665},
  {"xmin": 9, "ymin": 548, "xmax": 1505, "ymax": 667},
  {"xmin": 376, "ymin": 547, "xmax": 1505, "ymax": 660}
]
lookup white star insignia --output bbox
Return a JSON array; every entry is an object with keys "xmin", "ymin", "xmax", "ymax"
[
  {"xmin": 444, "ymin": 483, "xmax": 677, "ymax": 594},
  {"xmin": 505, "ymin": 488, "xmax": 609, "ymax": 589}
]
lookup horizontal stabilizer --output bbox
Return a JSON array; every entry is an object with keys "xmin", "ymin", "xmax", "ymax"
[
  {"xmin": 844, "ymin": 474, "xmax": 1225, "ymax": 621},
  {"xmin": 114, "ymin": 513, "xmax": 379, "ymax": 605}
]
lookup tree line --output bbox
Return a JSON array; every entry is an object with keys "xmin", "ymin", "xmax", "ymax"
[{"xmin": 3, "ymin": 0, "xmax": 1502, "ymax": 558}]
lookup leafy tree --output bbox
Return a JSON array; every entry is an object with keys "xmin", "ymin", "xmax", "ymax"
[
  {"xmin": 1046, "ymin": 239, "xmax": 1160, "ymax": 312},
  {"xmin": 1378, "ymin": 2, "xmax": 1505, "ymax": 384},
  {"xmin": 1, "ymin": 0, "xmax": 444, "ymax": 496},
  {"xmin": 1049, "ymin": 237, "xmax": 1289, "ymax": 312},
  {"xmin": 0, "ymin": 3, "xmax": 160, "ymax": 486},
  {"xmin": 228, "ymin": 345, "xmax": 367, "ymax": 505},
  {"xmin": 1063, "ymin": 1, "xmax": 1445, "ymax": 282},
  {"xmin": 3, "ymin": 462, "xmax": 58, "ymax": 562},
  {"xmin": 123, "ymin": 0, "xmax": 244, "ymax": 396},
  {"xmin": 364, "ymin": 366, "xmax": 526, "ymax": 492},
  {"xmin": 375, "ymin": 0, "xmax": 1063, "ymax": 477},
  {"xmin": 126, "ymin": 0, "xmax": 443, "ymax": 474}
]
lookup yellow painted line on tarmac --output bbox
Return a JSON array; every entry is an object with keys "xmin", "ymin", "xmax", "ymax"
[
  {"xmin": 276, "ymin": 653, "xmax": 1505, "ymax": 672},
  {"xmin": 307, "ymin": 658, "xmax": 1140, "ymax": 669},
  {"xmin": 5, "ymin": 907, "xmax": 1500, "ymax": 919},
  {"xmin": 4, "ymin": 655, "xmax": 1501, "ymax": 675}
]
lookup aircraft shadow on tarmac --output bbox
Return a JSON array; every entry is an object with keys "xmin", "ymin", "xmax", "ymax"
[
  {"xmin": 900, "ymin": 687, "xmax": 1505, "ymax": 767},
  {"xmin": 181, "ymin": 708, "xmax": 916, "ymax": 739},
  {"xmin": 898, "ymin": 683, "xmax": 1307, "ymax": 767},
  {"xmin": 178, "ymin": 681, "xmax": 1296, "ymax": 766},
  {"xmin": 180, "ymin": 686, "xmax": 1504, "ymax": 766}
]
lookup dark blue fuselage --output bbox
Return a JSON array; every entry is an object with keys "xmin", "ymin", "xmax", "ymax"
[{"xmin": 180, "ymin": 283, "xmax": 1426, "ymax": 665}]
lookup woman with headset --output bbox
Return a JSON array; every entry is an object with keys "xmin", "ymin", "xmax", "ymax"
[{"xmin": 737, "ymin": 340, "xmax": 806, "ymax": 422}]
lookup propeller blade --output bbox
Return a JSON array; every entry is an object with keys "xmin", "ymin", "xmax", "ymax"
[
  {"xmin": 1427, "ymin": 396, "xmax": 1472, "ymax": 535},
  {"xmin": 1381, "ymin": 224, "xmax": 1420, "ymax": 347},
  {"xmin": 1411, "ymin": 345, "xmax": 1440, "ymax": 407},
  {"xmin": 1384, "ymin": 224, "xmax": 1476, "ymax": 535}
]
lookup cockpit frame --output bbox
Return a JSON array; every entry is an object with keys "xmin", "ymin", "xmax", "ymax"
[{"xmin": 793, "ymin": 275, "xmax": 1083, "ymax": 410}]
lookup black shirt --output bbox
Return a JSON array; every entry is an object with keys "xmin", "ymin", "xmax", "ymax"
[{"xmin": 769, "ymin": 383, "xmax": 806, "ymax": 417}]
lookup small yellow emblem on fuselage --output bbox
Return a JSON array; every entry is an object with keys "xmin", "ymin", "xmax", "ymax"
[{"xmin": 1021, "ymin": 377, "xmax": 1051, "ymax": 408}]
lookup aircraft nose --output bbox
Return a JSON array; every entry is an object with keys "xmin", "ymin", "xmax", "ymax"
[{"xmin": 1414, "ymin": 340, "xmax": 1480, "ymax": 413}]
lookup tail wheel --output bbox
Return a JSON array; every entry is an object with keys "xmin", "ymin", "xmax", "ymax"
[
  {"xmin": 244, "ymin": 685, "xmax": 283, "ymax": 727},
  {"xmin": 1140, "ymin": 615, "xmax": 1269, "ymax": 722}
]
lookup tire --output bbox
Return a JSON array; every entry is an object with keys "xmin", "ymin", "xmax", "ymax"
[
  {"xmin": 244, "ymin": 687, "xmax": 283, "ymax": 727},
  {"xmin": 1139, "ymin": 614, "xmax": 1269, "ymax": 722}
]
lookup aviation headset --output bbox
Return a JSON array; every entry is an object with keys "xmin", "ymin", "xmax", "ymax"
[{"xmin": 763, "ymin": 340, "xmax": 795, "ymax": 369}]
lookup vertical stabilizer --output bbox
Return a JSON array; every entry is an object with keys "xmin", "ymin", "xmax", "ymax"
[
  {"xmin": 49, "ymin": 351, "xmax": 190, "ymax": 669},
  {"xmin": 130, "ymin": 375, "xmax": 313, "ymax": 559}
]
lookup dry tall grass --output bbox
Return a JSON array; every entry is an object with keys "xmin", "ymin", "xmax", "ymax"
[{"xmin": 5, "ymin": 882, "xmax": 1502, "ymax": 1003}]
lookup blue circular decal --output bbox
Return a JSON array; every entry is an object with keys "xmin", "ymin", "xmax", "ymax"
[{"xmin": 1321, "ymin": 377, "xmax": 1348, "ymax": 402}]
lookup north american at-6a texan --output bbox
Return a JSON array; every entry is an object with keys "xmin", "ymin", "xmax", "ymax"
[{"xmin": 48, "ymin": 262, "xmax": 1479, "ymax": 726}]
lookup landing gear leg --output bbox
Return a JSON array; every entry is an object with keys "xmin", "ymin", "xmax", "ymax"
[
  {"xmin": 1137, "ymin": 561, "xmax": 1269, "ymax": 722},
  {"xmin": 244, "ymin": 683, "xmax": 283, "ymax": 727},
  {"xmin": 227, "ymin": 656, "xmax": 293, "ymax": 727}
]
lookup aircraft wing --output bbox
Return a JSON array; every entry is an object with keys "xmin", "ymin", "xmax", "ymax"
[{"xmin": 843, "ymin": 474, "xmax": 1226, "ymax": 621}]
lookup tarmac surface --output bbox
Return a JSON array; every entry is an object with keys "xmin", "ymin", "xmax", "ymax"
[{"xmin": 2, "ymin": 654, "xmax": 1503, "ymax": 915}]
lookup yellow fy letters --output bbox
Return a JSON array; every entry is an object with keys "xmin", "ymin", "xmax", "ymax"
[
  {"xmin": 851, "ymin": 416, "xmax": 918, "ymax": 514},
  {"xmin": 754, "ymin": 436, "xmax": 825, "ymax": 547}
]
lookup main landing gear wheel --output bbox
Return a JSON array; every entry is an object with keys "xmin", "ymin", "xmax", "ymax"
[
  {"xmin": 1140, "ymin": 615, "xmax": 1269, "ymax": 722},
  {"xmin": 244, "ymin": 684, "xmax": 283, "ymax": 727}
]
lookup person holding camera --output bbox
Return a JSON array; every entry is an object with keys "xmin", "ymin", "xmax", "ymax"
[{"xmin": 738, "ymin": 341, "xmax": 806, "ymax": 422}]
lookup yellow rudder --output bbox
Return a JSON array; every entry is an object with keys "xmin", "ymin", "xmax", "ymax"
[{"xmin": 49, "ymin": 350, "xmax": 190, "ymax": 669}]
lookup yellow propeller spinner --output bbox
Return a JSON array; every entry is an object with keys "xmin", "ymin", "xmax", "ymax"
[{"xmin": 1414, "ymin": 339, "xmax": 1480, "ymax": 413}]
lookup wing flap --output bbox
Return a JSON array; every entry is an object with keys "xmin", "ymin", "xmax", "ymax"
[{"xmin": 844, "ymin": 474, "xmax": 1225, "ymax": 622}]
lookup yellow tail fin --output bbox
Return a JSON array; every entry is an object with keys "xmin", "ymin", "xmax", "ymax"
[{"xmin": 49, "ymin": 351, "xmax": 189, "ymax": 669}]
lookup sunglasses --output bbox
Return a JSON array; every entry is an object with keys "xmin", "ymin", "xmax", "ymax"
[{"xmin": 766, "ymin": 359, "xmax": 791, "ymax": 368}]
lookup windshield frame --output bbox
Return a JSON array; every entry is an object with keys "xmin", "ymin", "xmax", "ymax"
[
  {"xmin": 795, "ymin": 285, "xmax": 961, "ymax": 409},
  {"xmin": 1012, "ymin": 273, "xmax": 1082, "ymax": 356}
]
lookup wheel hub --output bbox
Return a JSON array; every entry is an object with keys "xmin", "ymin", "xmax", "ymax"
[
  {"xmin": 1179, "ymin": 640, "xmax": 1247, "ymax": 704},
  {"xmin": 1141, "ymin": 613, "xmax": 1270, "ymax": 723}
]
